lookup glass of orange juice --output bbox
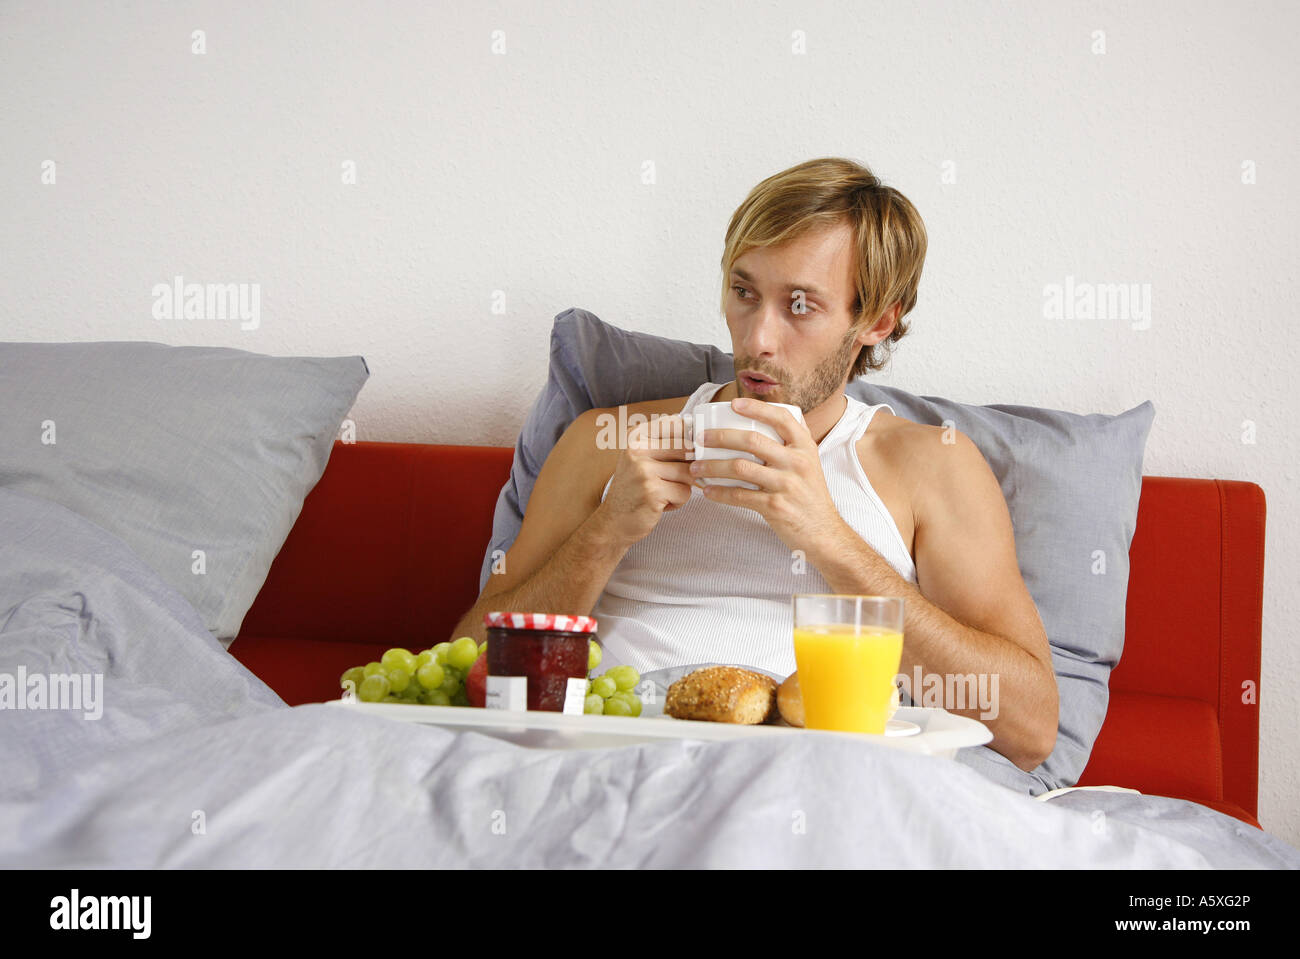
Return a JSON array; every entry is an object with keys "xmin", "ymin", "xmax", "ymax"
[{"xmin": 792, "ymin": 594, "xmax": 904, "ymax": 734}]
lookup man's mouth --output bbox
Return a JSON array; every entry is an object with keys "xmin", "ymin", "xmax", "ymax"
[{"xmin": 740, "ymin": 371, "xmax": 779, "ymax": 395}]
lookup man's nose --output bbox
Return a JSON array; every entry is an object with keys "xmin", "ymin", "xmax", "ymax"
[{"xmin": 742, "ymin": 305, "xmax": 782, "ymax": 358}]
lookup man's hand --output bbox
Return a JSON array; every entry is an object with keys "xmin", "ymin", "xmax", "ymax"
[
  {"xmin": 689, "ymin": 397, "xmax": 844, "ymax": 550},
  {"xmin": 595, "ymin": 413, "xmax": 695, "ymax": 549}
]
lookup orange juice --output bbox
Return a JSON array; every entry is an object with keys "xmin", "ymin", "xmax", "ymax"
[{"xmin": 793, "ymin": 623, "xmax": 904, "ymax": 733}]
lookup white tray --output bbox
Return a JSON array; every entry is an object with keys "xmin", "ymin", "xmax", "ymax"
[{"xmin": 322, "ymin": 700, "xmax": 992, "ymax": 759}]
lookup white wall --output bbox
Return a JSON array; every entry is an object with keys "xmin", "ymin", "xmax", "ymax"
[{"xmin": 3, "ymin": 1, "xmax": 1297, "ymax": 845}]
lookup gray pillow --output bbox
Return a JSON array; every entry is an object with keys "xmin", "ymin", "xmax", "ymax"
[
  {"xmin": 845, "ymin": 382, "xmax": 1153, "ymax": 797},
  {"xmin": 481, "ymin": 308, "xmax": 1154, "ymax": 795},
  {"xmin": 0, "ymin": 342, "xmax": 368, "ymax": 644},
  {"xmin": 479, "ymin": 312, "xmax": 734, "ymax": 592}
]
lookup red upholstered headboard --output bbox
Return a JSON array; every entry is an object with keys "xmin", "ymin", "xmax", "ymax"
[
  {"xmin": 230, "ymin": 442, "xmax": 1266, "ymax": 826},
  {"xmin": 236, "ymin": 441, "xmax": 514, "ymax": 647},
  {"xmin": 1077, "ymin": 478, "xmax": 1265, "ymax": 823}
]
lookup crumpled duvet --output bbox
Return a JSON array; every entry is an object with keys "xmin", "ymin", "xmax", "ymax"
[{"xmin": 1, "ymin": 486, "xmax": 1295, "ymax": 868}]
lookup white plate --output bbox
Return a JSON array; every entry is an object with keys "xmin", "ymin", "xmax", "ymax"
[
  {"xmin": 636, "ymin": 662, "xmax": 920, "ymax": 737},
  {"xmin": 321, "ymin": 700, "xmax": 988, "ymax": 758},
  {"xmin": 885, "ymin": 719, "xmax": 921, "ymax": 737}
]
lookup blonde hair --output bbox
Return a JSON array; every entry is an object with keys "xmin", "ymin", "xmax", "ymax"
[{"xmin": 719, "ymin": 157, "xmax": 928, "ymax": 377}]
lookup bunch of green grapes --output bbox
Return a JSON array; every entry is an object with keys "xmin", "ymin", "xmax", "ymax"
[
  {"xmin": 340, "ymin": 637, "xmax": 483, "ymax": 706},
  {"xmin": 583, "ymin": 649, "xmax": 642, "ymax": 717}
]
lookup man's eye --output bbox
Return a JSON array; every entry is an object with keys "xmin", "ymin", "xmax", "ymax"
[{"xmin": 732, "ymin": 286, "xmax": 816, "ymax": 313}]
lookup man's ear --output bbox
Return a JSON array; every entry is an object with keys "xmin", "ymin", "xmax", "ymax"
[{"xmin": 856, "ymin": 302, "xmax": 901, "ymax": 346}]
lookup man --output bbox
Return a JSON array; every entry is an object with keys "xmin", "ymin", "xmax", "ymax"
[{"xmin": 452, "ymin": 158, "xmax": 1058, "ymax": 772}]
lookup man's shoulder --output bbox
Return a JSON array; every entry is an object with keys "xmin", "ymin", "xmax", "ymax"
[
  {"xmin": 587, "ymin": 393, "xmax": 696, "ymax": 420},
  {"xmin": 568, "ymin": 393, "xmax": 697, "ymax": 439},
  {"xmin": 859, "ymin": 406, "xmax": 940, "ymax": 461},
  {"xmin": 556, "ymin": 393, "xmax": 696, "ymax": 465},
  {"xmin": 871, "ymin": 413, "xmax": 989, "ymax": 521},
  {"xmin": 856, "ymin": 408, "xmax": 958, "ymax": 518}
]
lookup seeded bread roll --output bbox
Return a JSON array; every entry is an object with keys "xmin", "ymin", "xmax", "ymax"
[{"xmin": 664, "ymin": 666, "xmax": 778, "ymax": 724}]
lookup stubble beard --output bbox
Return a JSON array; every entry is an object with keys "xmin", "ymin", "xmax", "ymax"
[{"xmin": 737, "ymin": 326, "xmax": 861, "ymax": 414}]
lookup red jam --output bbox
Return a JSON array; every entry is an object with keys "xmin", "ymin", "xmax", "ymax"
[{"xmin": 484, "ymin": 612, "xmax": 596, "ymax": 712}]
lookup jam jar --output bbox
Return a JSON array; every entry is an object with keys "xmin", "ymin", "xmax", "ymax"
[{"xmin": 483, "ymin": 611, "xmax": 597, "ymax": 713}]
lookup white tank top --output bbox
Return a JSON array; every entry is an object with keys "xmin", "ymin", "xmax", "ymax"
[{"xmin": 590, "ymin": 382, "xmax": 917, "ymax": 676}]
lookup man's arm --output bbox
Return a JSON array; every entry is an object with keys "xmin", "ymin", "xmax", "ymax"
[
  {"xmin": 806, "ymin": 429, "xmax": 1059, "ymax": 772},
  {"xmin": 449, "ymin": 410, "xmax": 628, "ymax": 644}
]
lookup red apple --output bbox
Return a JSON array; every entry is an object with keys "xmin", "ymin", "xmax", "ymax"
[{"xmin": 466, "ymin": 652, "xmax": 487, "ymax": 708}]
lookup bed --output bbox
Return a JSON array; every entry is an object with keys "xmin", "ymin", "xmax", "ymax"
[{"xmin": 0, "ymin": 335, "xmax": 1294, "ymax": 868}]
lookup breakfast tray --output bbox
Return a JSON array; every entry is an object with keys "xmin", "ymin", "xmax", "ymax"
[{"xmin": 322, "ymin": 700, "xmax": 992, "ymax": 758}]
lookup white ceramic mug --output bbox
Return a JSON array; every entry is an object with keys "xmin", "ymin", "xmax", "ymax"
[{"xmin": 684, "ymin": 401, "xmax": 805, "ymax": 490}]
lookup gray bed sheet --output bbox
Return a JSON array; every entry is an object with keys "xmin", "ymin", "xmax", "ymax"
[{"xmin": 1, "ymin": 486, "xmax": 1296, "ymax": 869}]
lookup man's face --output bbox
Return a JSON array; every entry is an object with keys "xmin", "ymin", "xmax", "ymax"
[{"xmin": 725, "ymin": 221, "xmax": 872, "ymax": 414}]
